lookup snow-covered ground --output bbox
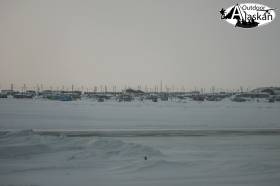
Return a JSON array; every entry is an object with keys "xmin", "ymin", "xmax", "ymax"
[
  {"xmin": 1, "ymin": 98, "xmax": 280, "ymax": 130},
  {"xmin": 1, "ymin": 99, "xmax": 280, "ymax": 186}
]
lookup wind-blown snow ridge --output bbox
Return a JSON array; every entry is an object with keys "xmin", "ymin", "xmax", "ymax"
[
  {"xmin": 35, "ymin": 129, "xmax": 280, "ymax": 137},
  {"xmin": 1, "ymin": 129, "xmax": 280, "ymax": 138},
  {"xmin": 0, "ymin": 131, "xmax": 163, "ymax": 160}
]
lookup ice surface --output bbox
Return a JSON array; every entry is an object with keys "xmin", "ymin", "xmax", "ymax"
[
  {"xmin": 0, "ymin": 99, "xmax": 280, "ymax": 186},
  {"xmin": 0, "ymin": 99, "xmax": 280, "ymax": 130},
  {"xmin": 1, "ymin": 131, "xmax": 280, "ymax": 186}
]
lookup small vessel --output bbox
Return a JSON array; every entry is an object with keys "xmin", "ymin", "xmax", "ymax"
[
  {"xmin": 232, "ymin": 96, "xmax": 246, "ymax": 102},
  {"xmin": 13, "ymin": 93, "xmax": 34, "ymax": 99},
  {"xmin": 192, "ymin": 95, "xmax": 205, "ymax": 101},
  {"xmin": 117, "ymin": 94, "xmax": 133, "ymax": 102},
  {"xmin": 46, "ymin": 94, "xmax": 73, "ymax": 101},
  {"xmin": 206, "ymin": 96, "xmax": 222, "ymax": 101}
]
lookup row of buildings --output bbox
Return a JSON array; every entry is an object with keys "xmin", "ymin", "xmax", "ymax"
[{"xmin": 0, "ymin": 87, "xmax": 280, "ymax": 102}]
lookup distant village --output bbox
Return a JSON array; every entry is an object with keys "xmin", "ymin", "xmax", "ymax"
[{"xmin": 0, "ymin": 85, "xmax": 280, "ymax": 103}]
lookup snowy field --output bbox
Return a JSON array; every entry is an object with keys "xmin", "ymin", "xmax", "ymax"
[
  {"xmin": 1, "ymin": 98, "xmax": 280, "ymax": 130},
  {"xmin": 1, "ymin": 99, "xmax": 280, "ymax": 186}
]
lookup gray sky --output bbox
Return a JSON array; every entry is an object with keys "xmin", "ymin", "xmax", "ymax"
[{"xmin": 0, "ymin": 0, "xmax": 279, "ymax": 91}]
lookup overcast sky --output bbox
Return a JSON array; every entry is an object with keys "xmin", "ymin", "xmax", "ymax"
[{"xmin": 0, "ymin": 0, "xmax": 279, "ymax": 91}]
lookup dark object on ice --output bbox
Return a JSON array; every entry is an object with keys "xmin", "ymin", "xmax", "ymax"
[{"xmin": 144, "ymin": 156, "xmax": 148, "ymax": 160}]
